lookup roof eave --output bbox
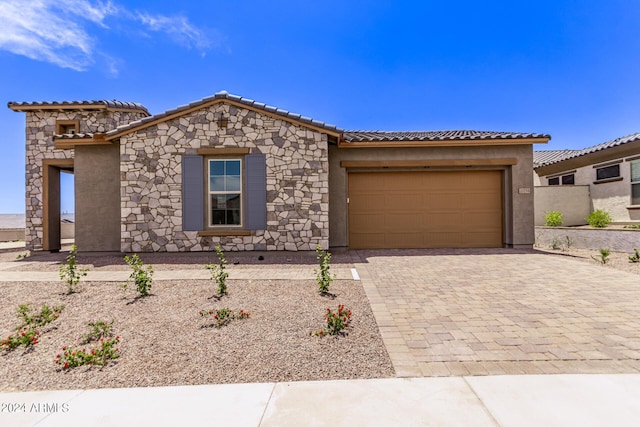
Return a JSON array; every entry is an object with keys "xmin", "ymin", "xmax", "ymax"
[
  {"xmin": 105, "ymin": 97, "xmax": 342, "ymax": 141},
  {"xmin": 338, "ymin": 136, "xmax": 550, "ymax": 148},
  {"xmin": 534, "ymin": 139, "xmax": 640, "ymax": 175},
  {"xmin": 8, "ymin": 103, "xmax": 149, "ymax": 115}
]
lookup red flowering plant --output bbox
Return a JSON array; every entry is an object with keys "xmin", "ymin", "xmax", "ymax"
[
  {"xmin": 1, "ymin": 303, "xmax": 64, "ymax": 351},
  {"xmin": 56, "ymin": 336, "xmax": 120, "ymax": 369},
  {"xmin": 1, "ymin": 328, "xmax": 40, "ymax": 349},
  {"xmin": 311, "ymin": 305, "xmax": 352, "ymax": 337},
  {"xmin": 199, "ymin": 308, "xmax": 250, "ymax": 328}
]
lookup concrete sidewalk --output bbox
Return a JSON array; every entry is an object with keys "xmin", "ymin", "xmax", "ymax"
[
  {"xmin": 2, "ymin": 374, "xmax": 640, "ymax": 426},
  {"xmin": 0, "ymin": 266, "xmax": 357, "ymax": 281}
]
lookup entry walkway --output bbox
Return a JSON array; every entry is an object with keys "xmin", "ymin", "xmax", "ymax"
[{"xmin": 2, "ymin": 375, "xmax": 640, "ymax": 426}]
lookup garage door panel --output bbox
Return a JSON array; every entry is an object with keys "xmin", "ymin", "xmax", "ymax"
[
  {"xmin": 349, "ymin": 213, "xmax": 385, "ymax": 232},
  {"xmin": 385, "ymin": 194, "xmax": 423, "ymax": 210},
  {"xmin": 385, "ymin": 213, "xmax": 423, "ymax": 231},
  {"xmin": 348, "ymin": 171, "xmax": 503, "ymax": 249}
]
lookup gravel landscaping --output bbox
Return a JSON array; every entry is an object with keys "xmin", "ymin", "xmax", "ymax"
[
  {"xmin": 536, "ymin": 246, "xmax": 640, "ymax": 276},
  {"xmin": 0, "ymin": 249, "xmax": 394, "ymax": 392}
]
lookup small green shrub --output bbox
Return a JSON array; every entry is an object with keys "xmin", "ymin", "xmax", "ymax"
[
  {"xmin": 122, "ymin": 254, "xmax": 153, "ymax": 297},
  {"xmin": 16, "ymin": 303, "xmax": 64, "ymax": 329},
  {"xmin": 592, "ymin": 248, "xmax": 611, "ymax": 264},
  {"xmin": 1, "ymin": 304, "xmax": 63, "ymax": 351},
  {"xmin": 565, "ymin": 236, "xmax": 574, "ymax": 249},
  {"xmin": 1, "ymin": 328, "xmax": 39, "ymax": 349},
  {"xmin": 311, "ymin": 305, "xmax": 352, "ymax": 336},
  {"xmin": 59, "ymin": 244, "xmax": 88, "ymax": 294},
  {"xmin": 629, "ymin": 248, "xmax": 640, "ymax": 263},
  {"xmin": 624, "ymin": 224, "xmax": 640, "ymax": 229},
  {"xmin": 55, "ymin": 336, "xmax": 120, "ymax": 369},
  {"xmin": 587, "ymin": 210, "xmax": 612, "ymax": 228},
  {"xmin": 205, "ymin": 246, "xmax": 229, "ymax": 295},
  {"xmin": 199, "ymin": 308, "xmax": 250, "ymax": 328},
  {"xmin": 81, "ymin": 320, "xmax": 114, "ymax": 344},
  {"xmin": 544, "ymin": 211, "xmax": 564, "ymax": 227},
  {"xmin": 315, "ymin": 244, "xmax": 335, "ymax": 295}
]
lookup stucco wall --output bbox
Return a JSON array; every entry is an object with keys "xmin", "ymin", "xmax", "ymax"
[
  {"xmin": 23, "ymin": 110, "xmax": 146, "ymax": 251},
  {"xmin": 536, "ymin": 226, "xmax": 640, "ymax": 253},
  {"xmin": 328, "ymin": 144, "xmax": 536, "ymax": 248},
  {"xmin": 536, "ymin": 158, "xmax": 640, "ymax": 222},
  {"xmin": 534, "ymin": 185, "xmax": 590, "ymax": 226},
  {"xmin": 75, "ymin": 144, "xmax": 121, "ymax": 251},
  {"xmin": 119, "ymin": 103, "xmax": 329, "ymax": 252}
]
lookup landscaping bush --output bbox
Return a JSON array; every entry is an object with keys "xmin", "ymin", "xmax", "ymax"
[
  {"xmin": 587, "ymin": 210, "xmax": 611, "ymax": 228},
  {"xmin": 544, "ymin": 211, "xmax": 564, "ymax": 227}
]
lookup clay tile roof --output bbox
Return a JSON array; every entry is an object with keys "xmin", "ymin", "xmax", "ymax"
[
  {"xmin": 533, "ymin": 150, "xmax": 581, "ymax": 168},
  {"xmin": 106, "ymin": 90, "xmax": 341, "ymax": 137},
  {"xmin": 533, "ymin": 131, "xmax": 640, "ymax": 168},
  {"xmin": 7, "ymin": 100, "xmax": 149, "ymax": 114},
  {"xmin": 343, "ymin": 130, "xmax": 550, "ymax": 142}
]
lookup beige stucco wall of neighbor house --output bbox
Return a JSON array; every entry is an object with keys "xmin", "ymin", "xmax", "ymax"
[
  {"xmin": 533, "ymin": 185, "xmax": 590, "ymax": 226},
  {"xmin": 119, "ymin": 103, "xmax": 329, "ymax": 252},
  {"xmin": 329, "ymin": 144, "xmax": 536, "ymax": 249},
  {"xmin": 22, "ymin": 110, "xmax": 146, "ymax": 251},
  {"xmin": 74, "ymin": 144, "xmax": 121, "ymax": 251},
  {"xmin": 536, "ymin": 158, "xmax": 640, "ymax": 222}
]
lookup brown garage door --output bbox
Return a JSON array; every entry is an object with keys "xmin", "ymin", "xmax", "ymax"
[{"xmin": 348, "ymin": 170, "xmax": 503, "ymax": 249}]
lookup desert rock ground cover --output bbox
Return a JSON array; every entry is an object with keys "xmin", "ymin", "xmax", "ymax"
[{"xmin": 0, "ymin": 249, "xmax": 393, "ymax": 392}]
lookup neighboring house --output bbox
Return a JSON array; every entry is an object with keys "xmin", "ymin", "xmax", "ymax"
[
  {"xmin": 9, "ymin": 91, "xmax": 549, "ymax": 252},
  {"xmin": 534, "ymin": 132, "xmax": 640, "ymax": 225}
]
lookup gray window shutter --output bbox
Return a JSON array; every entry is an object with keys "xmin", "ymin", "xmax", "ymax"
[
  {"xmin": 182, "ymin": 155, "xmax": 204, "ymax": 231},
  {"xmin": 244, "ymin": 154, "xmax": 267, "ymax": 230}
]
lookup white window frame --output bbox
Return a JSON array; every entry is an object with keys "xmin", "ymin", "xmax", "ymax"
[{"xmin": 207, "ymin": 158, "xmax": 243, "ymax": 227}]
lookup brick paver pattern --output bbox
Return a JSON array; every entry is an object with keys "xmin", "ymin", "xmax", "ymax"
[{"xmin": 354, "ymin": 249, "xmax": 640, "ymax": 377}]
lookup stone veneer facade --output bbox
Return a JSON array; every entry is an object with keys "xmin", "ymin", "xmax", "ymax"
[
  {"xmin": 24, "ymin": 110, "xmax": 147, "ymax": 251},
  {"xmin": 119, "ymin": 103, "xmax": 329, "ymax": 252}
]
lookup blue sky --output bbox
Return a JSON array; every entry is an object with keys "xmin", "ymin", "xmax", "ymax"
[{"xmin": 2, "ymin": 0, "xmax": 640, "ymax": 213}]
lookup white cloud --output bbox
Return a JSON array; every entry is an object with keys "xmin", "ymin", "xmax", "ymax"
[
  {"xmin": 0, "ymin": 0, "xmax": 214, "ymax": 72},
  {"xmin": 136, "ymin": 12, "xmax": 212, "ymax": 53}
]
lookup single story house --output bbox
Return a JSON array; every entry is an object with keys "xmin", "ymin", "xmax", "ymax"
[
  {"xmin": 534, "ymin": 132, "xmax": 640, "ymax": 225},
  {"xmin": 9, "ymin": 91, "xmax": 549, "ymax": 252}
]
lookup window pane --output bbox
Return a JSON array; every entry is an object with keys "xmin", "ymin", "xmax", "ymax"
[
  {"xmin": 212, "ymin": 210, "xmax": 226, "ymax": 225},
  {"xmin": 226, "ymin": 175, "xmax": 241, "ymax": 191},
  {"xmin": 210, "ymin": 176, "xmax": 225, "ymax": 191},
  {"xmin": 633, "ymin": 183, "xmax": 640, "ymax": 205},
  {"xmin": 596, "ymin": 164, "xmax": 620, "ymax": 180},
  {"xmin": 632, "ymin": 161, "xmax": 640, "ymax": 182},
  {"xmin": 227, "ymin": 210, "xmax": 241, "ymax": 225},
  {"xmin": 210, "ymin": 161, "xmax": 225, "ymax": 176},
  {"xmin": 226, "ymin": 194, "xmax": 241, "ymax": 209},
  {"xmin": 562, "ymin": 174, "xmax": 575, "ymax": 185},
  {"xmin": 548, "ymin": 177, "xmax": 559, "ymax": 186},
  {"xmin": 226, "ymin": 160, "xmax": 241, "ymax": 176}
]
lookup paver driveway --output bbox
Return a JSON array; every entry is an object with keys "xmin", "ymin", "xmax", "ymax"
[{"xmin": 353, "ymin": 249, "xmax": 640, "ymax": 377}]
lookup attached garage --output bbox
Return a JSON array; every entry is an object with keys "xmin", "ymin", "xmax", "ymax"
[
  {"xmin": 347, "ymin": 170, "xmax": 503, "ymax": 249},
  {"xmin": 329, "ymin": 130, "xmax": 550, "ymax": 250}
]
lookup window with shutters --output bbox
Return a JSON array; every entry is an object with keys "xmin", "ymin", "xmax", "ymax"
[
  {"xmin": 182, "ymin": 153, "xmax": 266, "ymax": 233},
  {"xmin": 632, "ymin": 161, "xmax": 640, "ymax": 205}
]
